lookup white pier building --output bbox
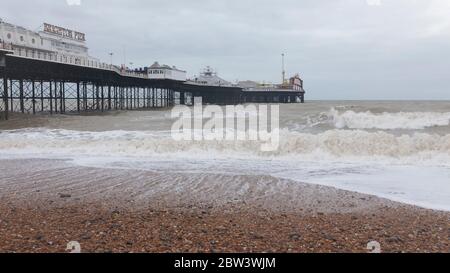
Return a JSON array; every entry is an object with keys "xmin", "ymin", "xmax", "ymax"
[
  {"xmin": 0, "ymin": 19, "xmax": 187, "ymax": 80},
  {"xmin": 188, "ymin": 66, "xmax": 232, "ymax": 87},
  {"xmin": 0, "ymin": 19, "xmax": 100, "ymax": 67},
  {"xmin": 147, "ymin": 62, "xmax": 187, "ymax": 81}
]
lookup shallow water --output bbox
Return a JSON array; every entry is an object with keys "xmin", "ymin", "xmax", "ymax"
[{"xmin": 1, "ymin": 101, "xmax": 450, "ymax": 211}]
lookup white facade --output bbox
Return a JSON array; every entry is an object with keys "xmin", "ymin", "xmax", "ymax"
[
  {"xmin": 147, "ymin": 62, "xmax": 186, "ymax": 81},
  {"xmin": 0, "ymin": 20, "xmax": 99, "ymax": 66},
  {"xmin": 0, "ymin": 19, "xmax": 186, "ymax": 80}
]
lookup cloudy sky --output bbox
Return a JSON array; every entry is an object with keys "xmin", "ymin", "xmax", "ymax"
[{"xmin": 2, "ymin": 0, "xmax": 450, "ymax": 99}]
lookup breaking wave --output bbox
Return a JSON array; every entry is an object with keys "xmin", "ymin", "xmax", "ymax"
[
  {"xmin": 1, "ymin": 128, "xmax": 450, "ymax": 165},
  {"xmin": 328, "ymin": 108, "xmax": 450, "ymax": 130}
]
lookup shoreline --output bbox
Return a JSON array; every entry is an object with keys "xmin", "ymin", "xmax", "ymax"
[{"xmin": 0, "ymin": 158, "xmax": 448, "ymax": 253}]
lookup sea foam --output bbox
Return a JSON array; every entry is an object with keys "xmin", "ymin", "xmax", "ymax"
[
  {"xmin": 329, "ymin": 108, "xmax": 450, "ymax": 130},
  {"xmin": 1, "ymin": 128, "xmax": 449, "ymax": 165}
]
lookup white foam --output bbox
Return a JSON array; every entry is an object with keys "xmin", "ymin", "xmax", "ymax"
[
  {"xmin": 329, "ymin": 108, "xmax": 450, "ymax": 130},
  {"xmin": 1, "ymin": 128, "xmax": 449, "ymax": 165}
]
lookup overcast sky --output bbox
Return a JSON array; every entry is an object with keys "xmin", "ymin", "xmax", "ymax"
[{"xmin": 2, "ymin": 0, "xmax": 450, "ymax": 99}]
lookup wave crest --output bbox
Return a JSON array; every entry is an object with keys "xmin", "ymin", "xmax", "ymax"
[
  {"xmin": 329, "ymin": 108, "xmax": 450, "ymax": 130},
  {"xmin": 1, "ymin": 129, "xmax": 450, "ymax": 164}
]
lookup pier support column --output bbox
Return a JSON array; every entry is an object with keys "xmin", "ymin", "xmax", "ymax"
[
  {"xmin": 76, "ymin": 82, "xmax": 81, "ymax": 113},
  {"xmin": 146, "ymin": 87, "xmax": 151, "ymax": 108},
  {"xmin": 125, "ymin": 87, "xmax": 129, "ymax": 110},
  {"xmin": 2, "ymin": 76, "xmax": 8, "ymax": 120},
  {"xmin": 40, "ymin": 81, "xmax": 44, "ymax": 112},
  {"xmin": 167, "ymin": 90, "xmax": 170, "ymax": 107},
  {"xmin": 149, "ymin": 88, "xmax": 152, "ymax": 108},
  {"xmin": 136, "ymin": 87, "xmax": 140, "ymax": 109},
  {"xmin": 108, "ymin": 85, "xmax": 112, "ymax": 110},
  {"xmin": 164, "ymin": 89, "xmax": 167, "ymax": 108},
  {"xmin": 129, "ymin": 87, "xmax": 132, "ymax": 109},
  {"xmin": 119, "ymin": 86, "xmax": 123, "ymax": 110},
  {"xmin": 83, "ymin": 82, "xmax": 88, "ymax": 111},
  {"xmin": 19, "ymin": 79, "xmax": 24, "ymax": 113},
  {"xmin": 165, "ymin": 89, "xmax": 169, "ymax": 107},
  {"xmin": 101, "ymin": 85, "xmax": 105, "ymax": 112},
  {"xmin": 164, "ymin": 89, "xmax": 167, "ymax": 107},
  {"xmin": 143, "ymin": 87, "xmax": 147, "ymax": 108},
  {"xmin": 134, "ymin": 87, "xmax": 137, "ymax": 109},
  {"xmin": 171, "ymin": 90, "xmax": 175, "ymax": 107},
  {"xmin": 49, "ymin": 81, "xmax": 53, "ymax": 114},
  {"xmin": 132, "ymin": 87, "xmax": 135, "ymax": 109},
  {"xmin": 113, "ymin": 86, "xmax": 116, "ymax": 110},
  {"xmin": 54, "ymin": 82, "xmax": 59, "ymax": 114},
  {"xmin": 151, "ymin": 88, "xmax": 154, "ymax": 108},
  {"xmin": 115, "ymin": 86, "xmax": 118, "ymax": 110},
  {"xmin": 31, "ymin": 81, "xmax": 36, "ymax": 114},
  {"xmin": 61, "ymin": 82, "xmax": 65, "ymax": 113},
  {"xmin": 168, "ymin": 89, "xmax": 170, "ymax": 107},
  {"xmin": 130, "ymin": 87, "xmax": 133, "ymax": 109}
]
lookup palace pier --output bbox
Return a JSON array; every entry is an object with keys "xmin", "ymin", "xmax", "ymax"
[{"xmin": 0, "ymin": 20, "xmax": 305, "ymax": 120}]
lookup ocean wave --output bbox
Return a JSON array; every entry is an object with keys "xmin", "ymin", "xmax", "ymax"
[
  {"xmin": 328, "ymin": 108, "xmax": 450, "ymax": 130},
  {"xmin": 1, "ymin": 128, "xmax": 450, "ymax": 165}
]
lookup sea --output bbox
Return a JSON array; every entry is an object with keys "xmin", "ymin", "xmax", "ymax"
[{"xmin": 1, "ymin": 101, "xmax": 450, "ymax": 211}]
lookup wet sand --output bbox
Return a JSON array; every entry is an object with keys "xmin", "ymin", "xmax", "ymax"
[{"xmin": 0, "ymin": 158, "xmax": 449, "ymax": 253}]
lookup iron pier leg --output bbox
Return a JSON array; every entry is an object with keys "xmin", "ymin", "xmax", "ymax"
[
  {"xmin": 125, "ymin": 87, "xmax": 128, "ymax": 110},
  {"xmin": 152, "ymin": 88, "xmax": 155, "ymax": 108},
  {"xmin": 147, "ymin": 88, "xmax": 151, "ymax": 108},
  {"xmin": 137, "ymin": 87, "xmax": 140, "ymax": 109},
  {"xmin": 49, "ymin": 81, "xmax": 53, "ymax": 115},
  {"xmin": 179, "ymin": 92, "xmax": 183, "ymax": 105},
  {"xmin": 40, "ymin": 81, "xmax": 44, "ymax": 112},
  {"xmin": 101, "ymin": 85, "xmax": 104, "ymax": 112},
  {"xmin": 77, "ymin": 82, "xmax": 81, "ymax": 113},
  {"xmin": 9, "ymin": 79, "xmax": 13, "ymax": 112},
  {"xmin": 83, "ymin": 82, "xmax": 87, "ymax": 112},
  {"xmin": 96, "ymin": 84, "xmax": 100, "ymax": 111},
  {"xmin": 19, "ymin": 79, "xmax": 24, "ymax": 113},
  {"xmin": 108, "ymin": 85, "xmax": 112, "ymax": 110},
  {"xmin": 60, "ymin": 82, "xmax": 65, "ymax": 113},
  {"xmin": 32, "ymin": 80, "xmax": 36, "ymax": 114},
  {"xmin": 92, "ymin": 83, "xmax": 95, "ymax": 110},
  {"xmin": 3, "ymin": 76, "xmax": 8, "ymax": 120},
  {"xmin": 166, "ymin": 89, "xmax": 169, "ymax": 107}
]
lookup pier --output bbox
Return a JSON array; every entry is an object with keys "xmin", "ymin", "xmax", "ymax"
[
  {"xmin": 0, "ymin": 19, "xmax": 305, "ymax": 120},
  {"xmin": 0, "ymin": 48, "xmax": 180, "ymax": 120},
  {"xmin": 0, "ymin": 18, "xmax": 305, "ymax": 121},
  {"xmin": 0, "ymin": 51, "xmax": 305, "ymax": 120}
]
